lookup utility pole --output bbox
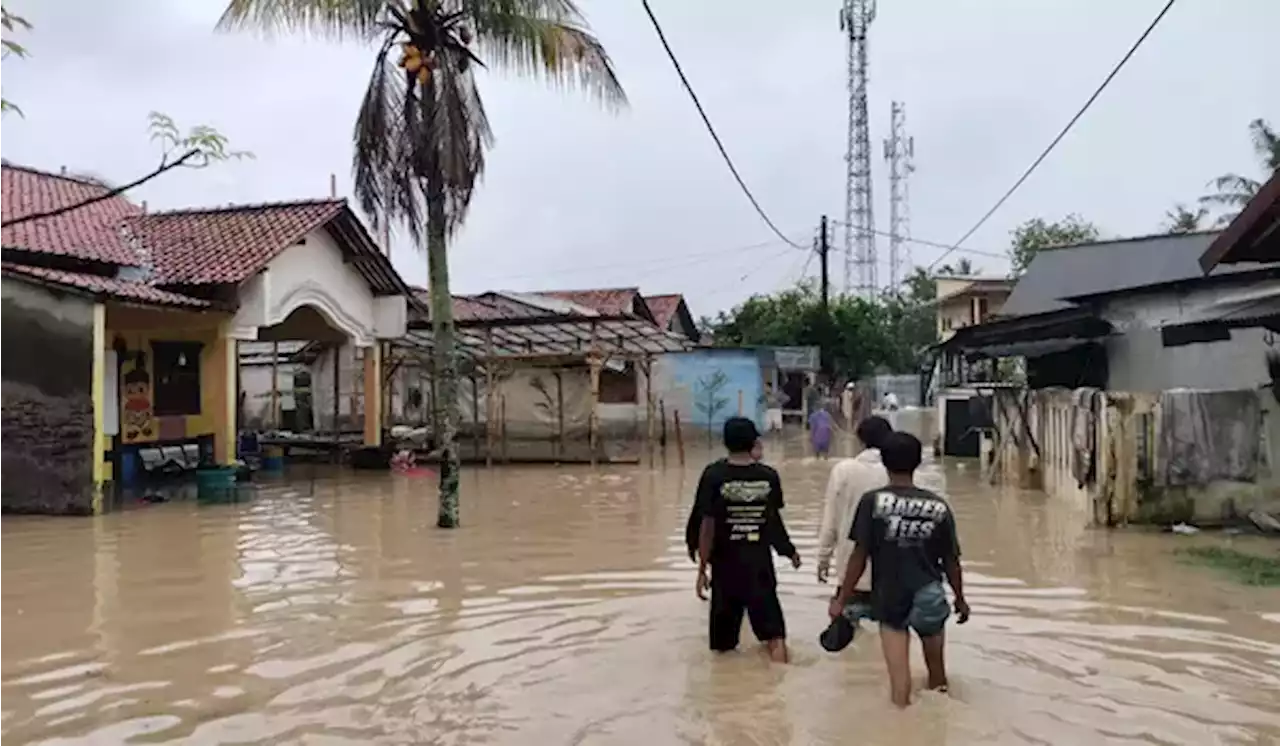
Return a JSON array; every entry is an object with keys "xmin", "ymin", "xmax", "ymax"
[
  {"xmin": 884, "ymin": 101, "xmax": 915, "ymax": 296},
  {"xmin": 818, "ymin": 215, "xmax": 832, "ymax": 376}
]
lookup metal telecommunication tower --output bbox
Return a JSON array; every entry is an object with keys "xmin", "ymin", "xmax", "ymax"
[
  {"xmin": 884, "ymin": 101, "xmax": 915, "ymax": 295},
  {"xmin": 840, "ymin": 0, "xmax": 876, "ymax": 298}
]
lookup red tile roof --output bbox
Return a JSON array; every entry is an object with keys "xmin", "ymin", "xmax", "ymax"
[
  {"xmin": 541, "ymin": 288, "xmax": 642, "ymax": 316},
  {"xmin": 1, "ymin": 164, "xmax": 142, "ymax": 265},
  {"xmin": 644, "ymin": 294, "xmax": 685, "ymax": 330},
  {"xmin": 1, "ymin": 262, "xmax": 211, "ymax": 308},
  {"xmin": 413, "ymin": 289, "xmax": 552, "ymax": 323},
  {"xmin": 125, "ymin": 199, "xmax": 346, "ymax": 285}
]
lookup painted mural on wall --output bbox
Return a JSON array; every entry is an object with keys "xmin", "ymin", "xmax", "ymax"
[
  {"xmin": 120, "ymin": 350, "xmax": 157, "ymax": 443},
  {"xmin": 651, "ymin": 350, "xmax": 766, "ymax": 434},
  {"xmin": 1, "ymin": 279, "xmax": 96, "ymax": 515}
]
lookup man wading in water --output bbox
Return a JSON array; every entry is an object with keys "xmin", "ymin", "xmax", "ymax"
[
  {"xmin": 695, "ymin": 417, "xmax": 800, "ymax": 662},
  {"xmin": 829, "ymin": 431, "xmax": 970, "ymax": 706}
]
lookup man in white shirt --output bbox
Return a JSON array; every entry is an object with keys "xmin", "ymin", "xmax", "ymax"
[{"xmin": 816, "ymin": 416, "xmax": 893, "ymax": 601}]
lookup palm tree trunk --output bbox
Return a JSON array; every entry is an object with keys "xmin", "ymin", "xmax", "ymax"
[{"xmin": 425, "ymin": 171, "xmax": 462, "ymax": 528}]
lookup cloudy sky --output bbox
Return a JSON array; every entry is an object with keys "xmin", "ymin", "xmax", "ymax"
[{"xmin": 3, "ymin": 0, "xmax": 1277, "ymax": 319}]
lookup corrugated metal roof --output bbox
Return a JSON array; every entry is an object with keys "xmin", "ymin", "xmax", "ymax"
[{"xmin": 1000, "ymin": 231, "xmax": 1234, "ymax": 317}]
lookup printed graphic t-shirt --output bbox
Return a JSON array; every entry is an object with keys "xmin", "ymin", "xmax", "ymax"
[
  {"xmin": 849, "ymin": 485, "xmax": 960, "ymax": 613},
  {"xmin": 695, "ymin": 459, "xmax": 796, "ymax": 593}
]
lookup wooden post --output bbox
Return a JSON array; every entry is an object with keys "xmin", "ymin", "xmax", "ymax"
[
  {"xmin": 269, "ymin": 340, "xmax": 280, "ymax": 429},
  {"xmin": 673, "ymin": 408, "xmax": 685, "ymax": 466},
  {"xmin": 556, "ymin": 371, "xmax": 565, "ymax": 462},
  {"xmin": 659, "ymin": 399, "xmax": 667, "ymax": 448},
  {"xmin": 484, "ymin": 331, "xmax": 495, "ymax": 467},
  {"xmin": 643, "ymin": 357, "xmax": 655, "ymax": 468},
  {"xmin": 588, "ymin": 352, "xmax": 602, "ymax": 466},
  {"xmin": 332, "ymin": 344, "xmax": 341, "ymax": 436},
  {"xmin": 500, "ymin": 393, "xmax": 509, "ymax": 463},
  {"xmin": 470, "ymin": 372, "xmax": 480, "ymax": 462}
]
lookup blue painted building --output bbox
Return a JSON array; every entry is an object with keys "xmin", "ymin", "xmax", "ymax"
[{"xmin": 651, "ymin": 349, "xmax": 766, "ymax": 433}]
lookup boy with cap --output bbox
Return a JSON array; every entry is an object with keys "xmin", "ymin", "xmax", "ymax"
[
  {"xmin": 695, "ymin": 417, "xmax": 801, "ymax": 663},
  {"xmin": 828, "ymin": 431, "xmax": 970, "ymax": 707}
]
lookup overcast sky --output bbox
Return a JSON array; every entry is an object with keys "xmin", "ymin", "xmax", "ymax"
[{"xmin": 3, "ymin": 0, "xmax": 1277, "ymax": 319}]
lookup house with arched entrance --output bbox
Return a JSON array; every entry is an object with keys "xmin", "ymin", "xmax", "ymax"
[{"xmin": 1, "ymin": 163, "xmax": 412, "ymax": 514}]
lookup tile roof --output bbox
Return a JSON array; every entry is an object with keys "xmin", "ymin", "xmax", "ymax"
[
  {"xmin": 125, "ymin": 199, "xmax": 346, "ymax": 285},
  {"xmin": 541, "ymin": 287, "xmax": 642, "ymax": 316},
  {"xmin": 1, "ymin": 262, "xmax": 211, "ymax": 308},
  {"xmin": 1, "ymin": 164, "xmax": 142, "ymax": 265},
  {"xmin": 643, "ymin": 294, "xmax": 684, "ymax": 329}
]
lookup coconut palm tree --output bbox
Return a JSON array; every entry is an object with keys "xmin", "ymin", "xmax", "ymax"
[
  {"xmin": 1163, "ymin": 203, "xmax": 1207, "ymax": 234},
  {"xmin": 1200, "ymin": 118, "xmax": 1280, "ymax": 225},
  {"xmin": 217, "ymin": 0, "xmax": 626, "ymax": 528}
]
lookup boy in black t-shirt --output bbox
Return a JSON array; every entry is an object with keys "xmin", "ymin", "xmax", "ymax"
[
  {"xmin": 695, "ymin": 417, "xmax": 801, "ymax": 663},
  {"xmin": 828, "ymin": 432, "xmax": 970, "ymax": 707}
]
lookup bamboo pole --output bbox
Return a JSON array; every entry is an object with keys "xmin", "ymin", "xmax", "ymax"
[
  {"xmin": 737, "ymin": 389, "xmax": 743, "ymax": 417},
  {"xmin": 588, "ymin": 353, "xmax": 602, "ymax": 467},
  {"xmin": 659, "ymin": 399, "xmax": 667, "ymax": 448},
  {"xmin": 643, "ymin": 357, "xmax": 655, "ymax": 468},
  {"xmin": 500, "ymin": 393, "xmax": 509, "ymax": 463},
  {"xmin": 470, "ymin": 372, "xmax": 480, "ymax": 462},
  {"xmin": 556, "ymin": 371, "xmax": 565, "ymax": 462},
  {"xmin": 673, "ymin": 408, "xmax": 685, "ymax": 466},
  {"xmin": 332, "ymin": 345, "xmax": 340, "ymax": 436},
  {"xmin": 484, "ymin": 331, "xmax": 495, "ymax": 468}
]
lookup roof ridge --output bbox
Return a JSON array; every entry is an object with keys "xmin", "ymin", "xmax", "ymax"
[
  {"xmin": 1, "ymin": 161, "xmax": 121, "ymax": 192},
  {"xmin": 543, "ymin": 286, "xmax": 641, "ymax": 294},
  {"xmin": 135, "ymin": 197, "xmax": 345, "ymax": 218},
  {"xmin": 1054, "ymin": 229, "xmax": 1222, "ymax": 251}
]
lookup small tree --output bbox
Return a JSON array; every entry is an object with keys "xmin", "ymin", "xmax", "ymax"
[
  {"xmin": 693, "ymin": 371, "xmax": 730, "ymax": 447},
  {"xmin": 1008, "ymin": 215, "xmax": 1101, "ymax": 275}
]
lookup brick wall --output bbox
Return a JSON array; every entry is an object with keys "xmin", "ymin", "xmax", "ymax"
[{"xmin": 1, "ymin": 278, "xmax": 96, "ymax": 515}]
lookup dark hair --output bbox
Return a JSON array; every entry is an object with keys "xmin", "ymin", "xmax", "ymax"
[
  {"xmin": 722, "ymin": 417, "xmax": 760, "ymax": 454},
  {"xmin": 855, "ymin": 416, "xmax": 893, "ymax": 450},
  {"xmin": 880, "ymin": 431, "xmax": 923, "ymax": 474}
]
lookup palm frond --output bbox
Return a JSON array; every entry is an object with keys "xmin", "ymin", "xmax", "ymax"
[
  {"xmin": 216, "ymin": 0, "xmax": 389, "ymax": 40},
  {"xmin": 464, "ymin": 0, "xmax": 627, "ymax": 108},
  {"xmin": 352, "ymin": 27, "xmax": 492, "ymax": 244},
  {"xmin": 1248, "ymin": 118, "xmax": 1280, "ymax": 172}
]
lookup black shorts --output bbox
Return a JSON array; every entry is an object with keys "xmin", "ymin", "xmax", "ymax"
[{"xmin": 709, "ymin": 584, "xmax": 786, "ymax": 651}]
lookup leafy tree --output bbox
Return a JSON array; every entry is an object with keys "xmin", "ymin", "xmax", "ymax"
[
  {"xmin": 218, "ymin": 0, "xmax": 626, "ymax": 528},
  {"xmin": 1163, "ymin": 203, "xmax": 1207, "ymax": 234},
  {"xmin": 1, "ymin": 5, "xmax": 31, "ymax": 117},
  {"xmin": 1008, "ymin": 214, "xmax": 1100, "ymax": 275},
  {"xmin": 1200, "ymin": 118, "xmax": 1280, "ymax": 225},
  {"xmin": 693, "ymin": 371, "xmax": 730, "ymax": 446},
  {"xmin": 935, "ymin": 258, "xmax": 975, "ymax": 276}
]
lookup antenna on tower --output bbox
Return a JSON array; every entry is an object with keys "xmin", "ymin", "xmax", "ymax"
[
  {"xmin": 884, "ymin": 101, "xmax": 915, "ymax": 296},
  {"xmin": 841, "ymin": 0, "xmax": 876, "ymax": 299}
]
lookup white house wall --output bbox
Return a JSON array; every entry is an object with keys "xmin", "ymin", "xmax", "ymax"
[
  {"xmin": 230, "ymin": 227, "xmax": 407, "ymax": 346},
  {"xmin": 1101, "ymin": 281, "xmax": 1278, "ymax": 392}
]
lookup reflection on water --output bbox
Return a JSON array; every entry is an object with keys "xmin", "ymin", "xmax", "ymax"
[{"xmin": 4, "ymin": 439, "xmax": 1280, "ymax": 745}]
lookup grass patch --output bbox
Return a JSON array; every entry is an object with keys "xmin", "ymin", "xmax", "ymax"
[{"xmin": 1175, "ymin": 546, "xmax": 1280, "ymax": 587}]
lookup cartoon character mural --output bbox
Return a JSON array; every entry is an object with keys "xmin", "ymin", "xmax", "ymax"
[{"xmin": 120, "ymin": 351, "xmax": 157, "ymax": 443}]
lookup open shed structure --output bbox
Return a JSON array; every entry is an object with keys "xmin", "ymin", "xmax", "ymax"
[{"xmin": 392, "ymin": 290, "xmax": 692, "ymax": 465}]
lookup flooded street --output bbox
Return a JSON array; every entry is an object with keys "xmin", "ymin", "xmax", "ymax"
[{"xmin": 4, "ymin": 440, "xmax": 1280, "ymax": 745}]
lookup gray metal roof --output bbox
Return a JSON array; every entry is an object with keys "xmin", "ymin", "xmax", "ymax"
[{"xmin": 999, "ymin": 231, "xmax": 1230, "ymax": 318}]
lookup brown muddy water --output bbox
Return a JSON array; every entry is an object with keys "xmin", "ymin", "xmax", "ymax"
[{"xmin": 4, "ymin": 438, "xmax": 1280, "ymax": 745}]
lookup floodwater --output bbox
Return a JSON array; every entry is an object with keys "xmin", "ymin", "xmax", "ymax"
[{"xmin": 4, "ymin": 439, "xmax": 1280, "ymax": 746}]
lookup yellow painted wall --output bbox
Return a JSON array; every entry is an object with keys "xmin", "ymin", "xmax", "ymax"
[{"xmin": 104, "ymin": 305, "xmax": 235, "ymax": 463}]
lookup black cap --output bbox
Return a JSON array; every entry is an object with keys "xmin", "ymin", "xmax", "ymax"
[
  {"xmin": 819, "ymin": 615, "xmax": 856, "ymax": 653},
  {"xmin": 722, "ymin": 416, "xmax": 761, "ymax": 453}
]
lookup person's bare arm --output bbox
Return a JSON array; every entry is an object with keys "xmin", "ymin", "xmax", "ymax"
[
  {"xmin": 941, "ymin": 514, "xmax": 969, "ymax": 622},
  {"xmin": 815, "ymin": 466, "xmax": 842, "ymax": 581},
  {"xmin": 696, "ymin": 515, "xmax": 715, "ymax": 600}
]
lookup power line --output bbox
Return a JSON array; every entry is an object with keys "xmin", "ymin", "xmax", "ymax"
[
  {"xmin": 475, "ymin": 233, "xmax": 806, "ymax": 286},
  {"xmin": 641, "ymin": 0, "xmax": 806, "ymax": 251},
  {"xmin": 831, "ymin": 220, "xmax": 1006, "ymax": 259},
  {"xmin": 928, "ymin": 0, "xmax": 1178, "ymax": 270}
]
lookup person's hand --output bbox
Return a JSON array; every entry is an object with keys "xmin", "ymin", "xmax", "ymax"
[
  {"xmin": 954, "ymin": 596, "xmax": 971, "ymax": 624},
  {"xmin": 696, "ymin": 567, "xmax": 710, "ymax": 601},
  {"xmin": 688, "ymin": 548, "xmax": 697, "ymax": 564},
  {"xmin": 790, "ymin": 553, "xmax": 802, "ymax": 570},
  {"xmin": 816, "ymin": 560, "xmax": 830, "ymax": 584},
  {"xmin": 827, "ymin": 597, "xmax": 845, "ymax": 621}
]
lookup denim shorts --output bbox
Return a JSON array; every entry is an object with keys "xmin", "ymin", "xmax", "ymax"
[{"xmin": 904, "ymin": 582, "xmax": 951, "ymax": 637}]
